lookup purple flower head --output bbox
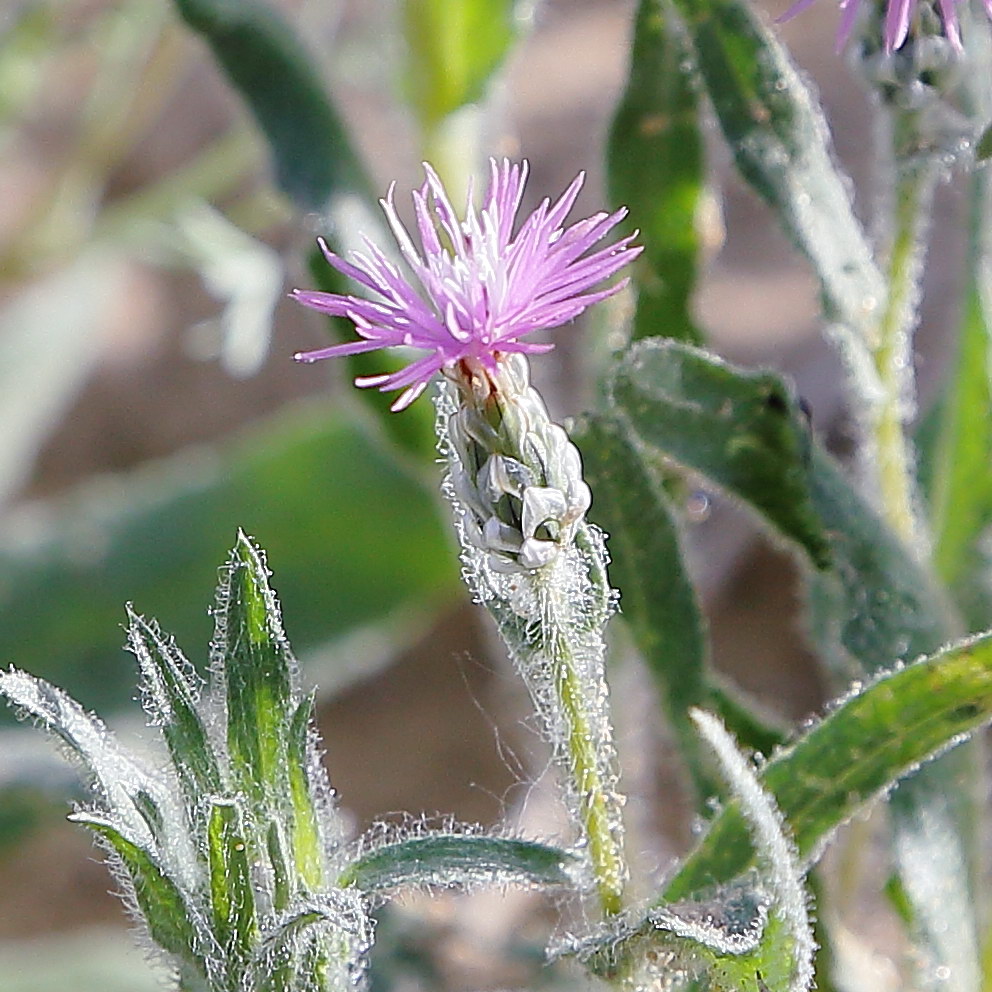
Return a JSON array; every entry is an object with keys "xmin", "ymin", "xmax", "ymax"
[
  {"xmin": 779, "ymin": 0, "xmax": 992, "ymax": 53},
  {"xmin": 292, "ymin": 159, "xmax": 641, "ymax": 411}
]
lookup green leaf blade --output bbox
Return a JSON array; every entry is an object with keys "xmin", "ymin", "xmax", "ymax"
[
  {"xmin": 576, "ymin": 412, "xmax": 713, "ymax": 793},
  {"xmin": 687, "ymin": 710, "xmax": 813, "ymax": 992},
  {"xmin": 0, "ymin": 669, "xmax": 160, "ymax": 846},
  {"xmin": 214, "ymin": 532, "xmax": 295, "ymax": 807},
  {"xmin": 339, "ymin": 834, "xmax": 577, "ymax": 896},
  {"xmin": 287, "ymin": 692, "xmax": 325, "ymax": 891},
  {"xmin": 207, "ymin": 799, "xmax": 258, "ymax": 966},
  {"xmin": 608, "ymin": 338, "xmax": 831, "ymax": 568},
  {"xmin": 607, "ymin": 338, "xmax": 949, "ymax": 676},
  {"xmin": 608, "ymin": 0, "xmax": 705, "ymax": 344},
  {"xmin": 71, "ymin": 813, "xmax": 202, "ymax": 964},
  {"xmin": 171, "ymin": 0, "xmax": 370, "ymax": 211},
  {"xmin": 662, "ymin": 632, "xmax": 992, "ymax": 903},
  {"xmin": 669, "ymin": 0, "xmax": 884, "ymax": 357},
  {"xmin": 126, "ymin": 607, "xmax": 222, "ymax": 806}
]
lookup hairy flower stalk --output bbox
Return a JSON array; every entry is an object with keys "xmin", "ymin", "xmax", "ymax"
[
  {"xmin": 854, "ymin": 16, "xmax": 974, "ymax": 553},
  {"xmin": 440, "ymin": 353, "xmax": 626, "ymax": 915},
  {"xmin": 867, "ymin": 155, "xmax": 936, "ymax": 553},
  {"xmin": 293, "ymin": 160, "xmax": 641, "ymax": 916}
]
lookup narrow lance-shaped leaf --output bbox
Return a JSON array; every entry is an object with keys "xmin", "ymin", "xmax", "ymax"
[
  {"xmin": 287, "ymin": 692, "xmax": 325, "ymax": 891},
  {"xmin": 0, "ymin": 668, "xmax": 158, "ymax": 846},
  {"xmin": 608, "ymin": 0, "xmax": 705, "ymax": 344},
  {"xmin": 581, "ymin": 716, "xmax": 814, "ymax": 990},
  {"xmin": 577, "ymin": 412, "xmax": 787, "ymax": 785},
  {"xmin": 661, "ymin": 631, "xmax": 992, "ymax": 902},
  {"xmin": 213, "ymin": 531, "xmax": 296, "ymax": 808},
  {"xmin": 614, "ymin": 344, "xmax": 978, "ymax": 990},
  {"xmin": 171, "ymin": 0, "xmax": 371, "ymax": 211},
  {"xmin": 338, "ymin": 834, "xmax": 578, "ymax": 896},
  {"xmin": 577, "ymin": 413, "xmax": 714, "ymax": 795},
  {"xmin": 126, "ymin": 606, "xmax": 222, "ymax": 806},
  {"xmin": 667, "ymin": 0, "xmax": 884, "ymax": 384},
  {"xmin": 686, "ymin": 710, "xmax": 814, "ymax": 992},
  {"xmin": 608, "ymin": 338, "xmax": 831, "ymax": 568},
  {"xmin": 70, "ymin": 812, "xmax": 203, "ymax": 964},
  {"xmin": 608, "ymin": 338, "xmax": 950, "ymax": 676},
  {"xmin": 207, "ymin": 799, "xmax": 257, "ymax": 966}
]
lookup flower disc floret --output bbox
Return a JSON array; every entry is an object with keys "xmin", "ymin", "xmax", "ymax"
[{"xmin": 292, "ymin": 159, "xmax": 641, "ymax": 410}]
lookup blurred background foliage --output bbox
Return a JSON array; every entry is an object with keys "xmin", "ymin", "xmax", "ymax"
[{"xmin": 0, "ymin": 0, "xmax": 973, "ymax": 989}]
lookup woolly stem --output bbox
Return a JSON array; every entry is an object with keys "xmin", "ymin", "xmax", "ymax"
[
  {"xmin": 439, "ymin": 360, "xmax": 627, "ymax": 917},
  {"xmin": 866, "ymin": 112, "xmax": 936, "ymax": 554},
  {"xmin": 541, "ymin": 571, "xmax": 626, "ymax": 916}
]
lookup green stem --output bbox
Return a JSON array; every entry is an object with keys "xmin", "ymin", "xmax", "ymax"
[
  {"xmin": 868, "ymin": 127, "xmax": 936, "ymax": 553},
  {"xmin": 446, "ymin": 366, "xmax": 628, "ymax": 919},
  {"xmin": 551, "ymin": 622, "xmax": 626, "ymax": 916}
]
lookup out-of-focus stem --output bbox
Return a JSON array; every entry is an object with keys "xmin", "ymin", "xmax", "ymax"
[{"xmin": 421, "ymin": 107, "xmax": 483, "ymax": 212}]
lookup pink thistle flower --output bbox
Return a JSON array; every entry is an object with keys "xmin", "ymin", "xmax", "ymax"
[
  {"xmin": 292, "ymin": 159, "xmax": 641, "ymax": 411},
  {"xmin": 779, "ymin": 0, "xmax": 992, "ymax": 53}
]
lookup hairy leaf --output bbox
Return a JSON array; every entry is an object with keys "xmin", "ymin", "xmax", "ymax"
[
  {"xmin": 71, "ymin": 812, "xmax": 202, "ymax": 962},
  {"xmin": 339, "ymin": 834, "xmax": 577, "ymax": 895},
  {"xmin": 214, "ymin": 532, "xmax": 296, "ymax": 808},
  {"xmin": 287, "ymin": 692, "xmax": 325, "ymax": 891},
  {"xmin": 607, "ymin": 339, "xmax": 949, "ymax": 676},
  {"xmin": 207, "ymin": 799, "xmax": 257, "ymax": 964},
  {"xmin": 577, "ymin": 413, "xmax": 712, "ymax": 793},
  {"xmin": 608, "ymin": 338, "xmax": 830, "ymax": 568},
  {"xmin": 688, "ymin": 711, "xmax": 813, "ymax": 992},
  {"xmin": 663, "ymin": 632, "xmax": 992, "ymax": 901},
  {"xmin": 668, "ymin": 0, "xmax": 883, "ymax": 381},
  {"xmin": 126, "ymin": 607, "xmax": 222, "ymax": 806},
  {"xmin": 582, "ymin": 716, "xmax": 815, "ymax": 991},
  {"xmin": 0, "ymin": 669, "xmax": 159, "ymax": 846}
]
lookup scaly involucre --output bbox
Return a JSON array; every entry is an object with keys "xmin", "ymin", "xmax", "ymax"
[
  {"xmin": 292, "ymin": 159, "xmax": 641, "ymax": 410},
  {"xmin": 780, "ymin": 0, "xmax": 992, "ymax": 53}
]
